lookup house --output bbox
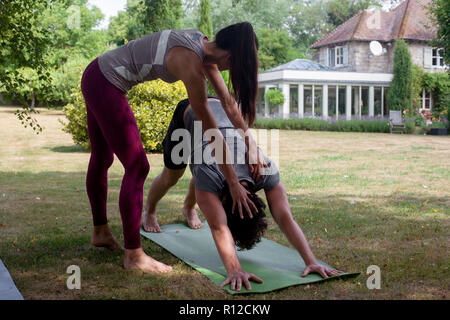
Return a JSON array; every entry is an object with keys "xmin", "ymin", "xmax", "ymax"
[{"xmin": 257, "ymin": 0, "xmax": 446, "ymax": 120}]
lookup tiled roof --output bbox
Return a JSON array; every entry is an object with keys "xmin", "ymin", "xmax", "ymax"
[
  {"xmin": 264, "ymin": 59, "xmax": 335, "ymax": 72},
  {"xmin": 310, "ymin": 0, "xmax": 437, "ymax": 49}
]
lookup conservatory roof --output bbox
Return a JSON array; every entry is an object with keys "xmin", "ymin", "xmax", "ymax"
[{"xmin": 264, "ymin": 59, "xmax": 336, "ymax": 72}]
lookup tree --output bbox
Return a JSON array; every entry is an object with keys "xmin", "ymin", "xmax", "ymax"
[
  {"xmin": 209, "ymin": 0, "xmax": 292, "ymax": 33},
  {"xmin": 109, "ymin": 0, "xmax": 183, "ymax": 42},
  {"xmin": 140, "ymin": 0, "xmax": 182, "ymax": 34},
  {"xmin": 387, "ymin": 39, "xmax": 413, "ymax": 111},
  {"xmin": 324, "ymin": 0, "xmax": 382, "ymax": 27},
  {"xmin": 0, "ymin": 0, "xmax": 51, "ymax": 105},
  {"xmin": 108, "ymin": 10, "xmax": 131, "ymax": 46},
  {"xmin": 427, "ymin": 0, "xmax": 450, "ymax": 65},
  {"xmin": 198, "ymin": 0, "xmax": 213, "ymax": 39},
  {"xmin": 287, "ymin": 0, "xmax": 334, "ymax": 55},
  {"xmin": 0, "ymin": 0, "xmax": 53, "ymax": 131},
  {"xmin": 257, "ymin": 28, "xmax": 305, "ymax": 71}
]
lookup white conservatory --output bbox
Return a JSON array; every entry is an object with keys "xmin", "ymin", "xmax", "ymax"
[{"xmin": 257, "ymin": 59, "xmax": 393, "ymax": 120}]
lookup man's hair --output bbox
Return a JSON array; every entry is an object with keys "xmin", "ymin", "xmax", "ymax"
[{"xmin": 221, "ymin": 184, "xmax": 267, "ymax": 250}]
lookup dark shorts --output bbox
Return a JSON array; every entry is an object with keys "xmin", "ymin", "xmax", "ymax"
[
  {"xmin": 162, "ymin": 99, "xmax": 190, "ymax": 170},
  {"xmin": 162, "ymin": 95, "xmax": 219, "ymax": 170}
]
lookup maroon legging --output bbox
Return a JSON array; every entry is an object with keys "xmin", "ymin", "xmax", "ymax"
[{"xmin": 81, "ymin": 58, "xmax": 149, "ymax": 249}]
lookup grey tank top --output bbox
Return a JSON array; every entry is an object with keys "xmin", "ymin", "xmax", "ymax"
[
  {"xmin": 184, "ymin": 100, "xmax": 280, "ymax": 196},
  {"xmin": 98, "ymin": 30, "xmax": 207, "ymax": 93}
]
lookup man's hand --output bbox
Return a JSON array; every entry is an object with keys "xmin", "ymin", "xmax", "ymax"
[
  {"xmin": 301, "ymin": 263, "xmax": 343, "ymax": 279},
  {"xmin": 220, "ymin": 269, "xmax": 263, "ymax": 291}
]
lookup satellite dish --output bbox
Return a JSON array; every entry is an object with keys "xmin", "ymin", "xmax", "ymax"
[{"xmin": 370, "ymin": 41, "xmax": 383, "ymax": 56}]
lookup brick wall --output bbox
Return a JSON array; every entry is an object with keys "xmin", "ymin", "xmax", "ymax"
[{"xmin": 314, "ymin": 40, "xmax": 447, "ymax": 74}]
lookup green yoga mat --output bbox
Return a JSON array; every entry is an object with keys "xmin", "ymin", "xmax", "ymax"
[{"xmin": 141, "ymin": 222, "xmax": 359, "ymax": 294}]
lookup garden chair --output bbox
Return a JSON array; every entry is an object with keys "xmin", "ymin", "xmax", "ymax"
[{"xmin": 389, "ymin": 110, "xmax": 405, "ymax": 134}]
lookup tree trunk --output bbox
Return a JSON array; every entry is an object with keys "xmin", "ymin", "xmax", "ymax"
[{"xmin": 30, "ymin": 91, "xmax": 35, "ymax": 109}]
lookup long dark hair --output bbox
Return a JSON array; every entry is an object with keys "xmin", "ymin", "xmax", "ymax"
[{"xmin": 215, "ymin": 22, "xmax": 259, "ymax": 127}]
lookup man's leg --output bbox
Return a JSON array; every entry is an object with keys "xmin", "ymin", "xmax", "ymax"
[
  {"xmin": 143, "ymin": 167, "xmax": 185, "ymax": 232},
  {"xmin": 182, "ymin": 177, "xmax": 203, "ymax": 229}
]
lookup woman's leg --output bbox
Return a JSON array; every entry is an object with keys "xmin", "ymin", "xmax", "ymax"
[
  {"xmin": 143, "ymin": 167, "xmax": 186, "ymax": 232},
  {"xmin": 86, "ymin": 108, "xmax": 123, "ymax": 250},
  {"xmin": 82, "ymin": 59, "xmax": 171, "ymax": 273},
  {"xmin": 88, "ymin": 99, "xmax": 172, "ymax": 272}
]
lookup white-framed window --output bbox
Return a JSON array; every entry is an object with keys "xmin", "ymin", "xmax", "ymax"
[
  {"xmin": 335, "ymin": 46, "xmax": 344, "ymax": 66},
  {"xmin": 421, "ymin": 88, "xmax": 432, "ymax": 110},
  {"xmin": 432, "ymin": 48, "xmax": 444, "ymax": 67}
]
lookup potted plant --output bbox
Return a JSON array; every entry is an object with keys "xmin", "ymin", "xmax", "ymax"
[{"xmin": 264, "ymin": 88, "xmax": 284, "ymax": 116}]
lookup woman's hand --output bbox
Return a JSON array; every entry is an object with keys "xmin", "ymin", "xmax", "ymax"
[
  {"xmin": 247, "ymin": 146, "xmax": 268, "ymax": 182},
  {"xmin": 220, "ymin": 269, "xmax": 263, "ymax": 291},
  {"xmin": 301, "ymin": 263, "xmax": 343, "ymax": 279},
  {"xmin": 229, "ymin": 181, "xmax": 258, "ymax": 219}
]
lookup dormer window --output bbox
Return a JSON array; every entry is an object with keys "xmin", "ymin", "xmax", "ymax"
[
  {"xmin": 432, "ymin": 48, "xmax": 444, "ymax": 67},
  {"xmin": 327, "ymin": 46, "xmax": 348, "ymax": 67}
]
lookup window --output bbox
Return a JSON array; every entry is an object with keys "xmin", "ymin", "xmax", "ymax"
[
  {"xmin": 374, "ymin": 87, "xmax": 382, "ymax": 116},
  {"xmin": 328, "ymin": 86, "xmax": 336, "ymax": 117},
  {"xmin": 335, "ymin": 46, "xmax": 344, "ymax": 66},
  {"xmin": 432, "ymin": 48, "xmax": 444, "ymax": 67},
  {"xmin": 421, "ymin": 89, "xmax": 432, "ymax": 110},
  {"xmin": 304, "ymin": 85, "xmax": 313, "ymax": 116},
  {"xmin": 328, "ymin": 46, "xmax": 346, "ymax": 67},
  {"xmin": 314, "ymin": 85, "xmax": 322, "ymax": 117},
  {"xmin": 290, "ymin": 85, "xmax": 298, "ymax": 115},
  {"xmin": 328, "ymin": 48, "xmax": 335, "ymax": 67}
]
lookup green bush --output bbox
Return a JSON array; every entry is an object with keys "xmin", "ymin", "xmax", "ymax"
[
  {"xmin": 60, "ymin": 79, "xmax": 187, "ymax": 152},
  {"xmin": 254, "ymin": 118, "xmax": 393, "ymax": 133},
  {"xmin": 264, "ymin": 88, "xmax": 284, "ymax": 106},
  {"xmin": 404, "ymin": 120, "xmax": 415, "ymax": 134}
]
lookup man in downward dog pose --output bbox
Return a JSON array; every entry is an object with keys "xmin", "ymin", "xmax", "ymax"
[{"xmin": 143, "ymin": 96, "xmax": 342, "ymax": 291}]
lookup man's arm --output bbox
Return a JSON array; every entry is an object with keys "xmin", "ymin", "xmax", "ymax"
[
  {"xmin": 265, "ymin": 182, "xmax": 343, "ymax": 278},
  {"xmin": 195, "ymin": 188, "xmax": 263, "ymax": 291}
]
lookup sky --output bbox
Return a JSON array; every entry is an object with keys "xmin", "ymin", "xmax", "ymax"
[{"xmin": 87, "ymin": 0, "xmax": 127, "ymax": 29}]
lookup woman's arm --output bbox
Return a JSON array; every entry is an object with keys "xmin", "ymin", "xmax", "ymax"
[
  {"xmin": 195, "ymin": 189, "xmax": 263, "ymax": 291},
  {"xmin": 265, "ymin": 182, "xmax": 343, "ymax": 278},
  {"xmin": 167, "ymin": 48, "xmax": 256, "ymax": 218},
  {"xmin": 203, "ymin": 64, "xmax": 267, "ymax": 182}
]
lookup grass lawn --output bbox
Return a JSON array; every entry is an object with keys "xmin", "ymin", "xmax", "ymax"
[{"xmin": 0, "ymin": 106, "xmax": 448, "ymax": 300}]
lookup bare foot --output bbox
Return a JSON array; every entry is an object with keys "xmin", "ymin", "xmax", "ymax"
[
  {"xmin": 124, "ymin": 248, "xmax": 172, "ymax": 273},
  {"xmin": 91, "ymin": 224, "xmax": 124, "ymax": 251},
  {"xmin": 142, "ymin": 211, "xmax": 162, "ymax": 233},
  {"xmin": 182, "ymin": 207, "xmax": 203, "ymax": 229}
]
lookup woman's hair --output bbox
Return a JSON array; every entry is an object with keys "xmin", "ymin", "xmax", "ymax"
[
  {"xmin": 214, "ymin": 22, "xmax": 259, "ymax": 127},
  {"xmin": 221, "ymin": 184, "xmax": 267, "ymax": 250}
]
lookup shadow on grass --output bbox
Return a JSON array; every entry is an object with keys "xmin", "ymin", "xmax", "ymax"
[
  {"xmin": 0, "ymin": 170, "xmax": 448, "ymax": 299},
  {"xmin": 44, "ymin": 145, "xmax": 89, "ymax": 153}
]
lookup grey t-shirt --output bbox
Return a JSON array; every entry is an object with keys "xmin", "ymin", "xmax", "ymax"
[
  {"xmin": 98, "ymin": 30, "xmax": 206, "ymax": 92},
  {"xmin": 184, "ymin": 100, "xmax": 280, "ymax": 197}
]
